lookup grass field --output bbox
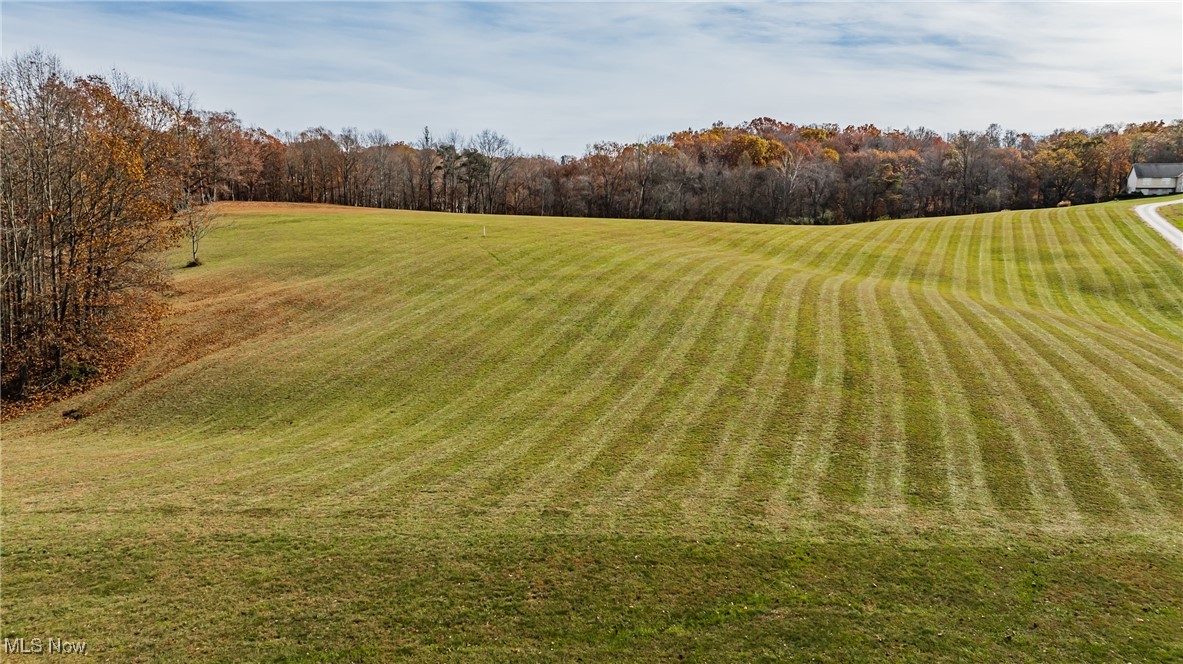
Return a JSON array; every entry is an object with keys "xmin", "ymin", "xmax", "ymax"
[
  {"xmin": 3, "ymin": 197, "xmax": 1183, "ymax": 661},
  {"xmin": 1161, "ymin": 201, "xmax": 1183, "ymax": 231}
]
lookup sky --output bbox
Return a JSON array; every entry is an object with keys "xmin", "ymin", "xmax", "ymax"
[{"xmin": 3, "ymin": 1, "xmax": 1181, "ymax": 156}]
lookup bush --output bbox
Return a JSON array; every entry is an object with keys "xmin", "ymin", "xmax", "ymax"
[{"xmin": 61, "ymin": 362, "xmax": 100, "ymax": 385}]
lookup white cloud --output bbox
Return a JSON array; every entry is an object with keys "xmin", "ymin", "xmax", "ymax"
[{"xmin": 3, "ymin": 1, "xmax": 1180, "ymax": 155}]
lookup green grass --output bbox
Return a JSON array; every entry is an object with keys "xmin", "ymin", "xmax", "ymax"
[
  {"xmin": 3, "ymin": 199, "xmax": 1182, "ymax": 661},
  {"xmin": 1161, "ymin": 201, "xmax": 1183, "ymax": 231}
]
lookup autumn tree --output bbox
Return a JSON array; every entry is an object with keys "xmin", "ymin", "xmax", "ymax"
[
  {"xmin": 1033, "ymin": 145, "xmax": 1083, "ymax": 205},
  {"xmin": 1, "ymin": 50, "xmax": 185, "ymax": 400}
]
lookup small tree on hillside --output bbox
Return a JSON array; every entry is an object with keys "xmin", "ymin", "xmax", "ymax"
[{"xmin": 179, "ymin": 200, "xmax": 219, "ymax": 266}]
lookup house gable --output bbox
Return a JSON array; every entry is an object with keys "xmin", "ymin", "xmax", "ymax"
[{"xmin": 1127, "ymin": 163, "xmax": 1183, "ymax": 194}]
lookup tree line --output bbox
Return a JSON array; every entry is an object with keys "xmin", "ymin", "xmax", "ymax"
[
  {"xmin": 3, "ymin": 48, "xmax": 1181, "ymax": 402},
  {"xmin": 206, "ymin": 116, "xmax": 1182, "ymax": 225}
]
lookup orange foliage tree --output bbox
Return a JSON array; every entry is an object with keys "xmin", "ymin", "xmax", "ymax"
[{"xmin": 1, "ymin": 50, "xmax": 186, "ymax": 400}]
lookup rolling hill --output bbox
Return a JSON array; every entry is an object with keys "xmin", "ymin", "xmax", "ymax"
[{"xmin": 3, "ymin": 198, "xmax": 1182, "ymax": 661}]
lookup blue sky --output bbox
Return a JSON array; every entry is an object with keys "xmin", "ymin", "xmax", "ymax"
[{"xmin": 3, "ymin": 1, "xmax": 1181, "ymax": 156}]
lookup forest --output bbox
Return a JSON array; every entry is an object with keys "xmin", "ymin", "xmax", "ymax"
[{"xmin": 210, "ymin": 115, "xmax": 1183, "ymax": 225}]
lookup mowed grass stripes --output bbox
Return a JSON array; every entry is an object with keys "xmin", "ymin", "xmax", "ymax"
[
  {"xmin": 5, "ymin": 200, "xmax": 1181, "ymax": 526},
  {"xmin": 3, "ymin": 199, "xmax": 1182, "ymax": 661}
]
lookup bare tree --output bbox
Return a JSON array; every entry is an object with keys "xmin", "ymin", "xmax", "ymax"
[
  {"xmin": 178, "ymin": 200, "xmax": 220, "ymax": 266},
  {"xmin": 415, "ymin": 126, "xmax": 440, "ymax": 210},
  {"xmin": 472, "ymin": 129, "xmax": 519, "ymax": 214}
]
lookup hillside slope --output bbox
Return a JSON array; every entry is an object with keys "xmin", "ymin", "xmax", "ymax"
[{"xmin": 4, "ymin": 199, "xmax": 1182, "ymax": 661}]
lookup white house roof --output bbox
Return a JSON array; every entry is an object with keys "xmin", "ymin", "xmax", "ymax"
[{"xmin": 1132, "ymin": 163, "xmax": 1183, "ymax": 178}]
